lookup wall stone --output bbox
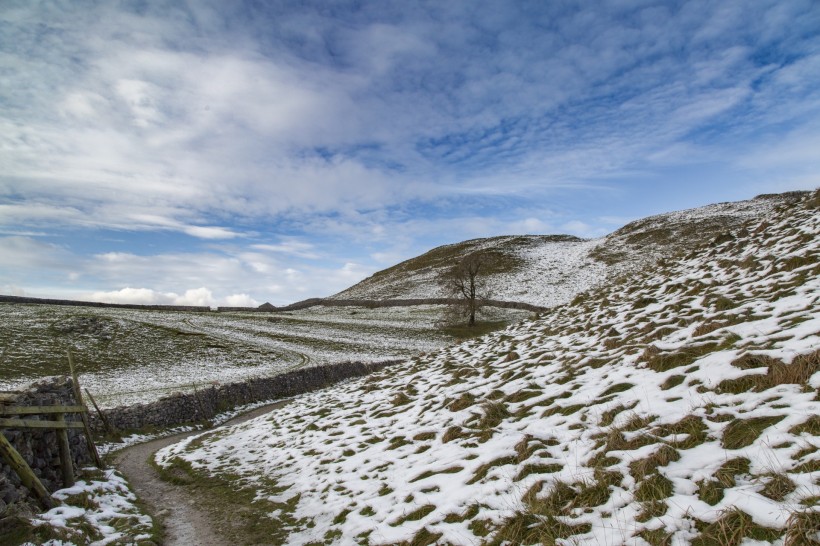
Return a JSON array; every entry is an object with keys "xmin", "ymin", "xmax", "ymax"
[
  {"xmin": 0, "ymin": 377, "xmax": 94, "ymax": 512},
  {"xmin": 89, "ymin": 360, "xmax": 398, "ymax": 434},
  {"xmin": 0, "ymin": 295, "xmax": 209, "ymax": 312}
]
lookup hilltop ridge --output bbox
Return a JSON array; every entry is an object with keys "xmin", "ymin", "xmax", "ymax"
[{"xmin": 333, "ymin": 192, "xmax": 807, "ymax": 309}]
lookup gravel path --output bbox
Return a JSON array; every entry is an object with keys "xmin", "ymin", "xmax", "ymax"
[{"xmin": 112, "ymin": 402, "xmax": 288, "ymax": 545}]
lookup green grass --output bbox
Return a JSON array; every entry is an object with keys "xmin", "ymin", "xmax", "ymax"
[
  {"xmin": 466, "ymin": 455, "xmax": 518, "ymax": 485},
  {"xmin": 790, "ymin": 415, "xmax": 820, "ymax": 435},
  {"xmin": 410, "ymin": 465, "xmax": 463, "ymax": 483},
  {"xmin": 390, "ymin": 504, "xmax": 436, "ymax": 527},
  {"xmin": 440, "ymin": 320, "xmax": 511, "ymax": 340},
  {"xmin": 599, "ymin": 382, "xmax": 635, "ymax": 396},
  {"xmin": 760, "ymin": 473, "xmax": 797, "ymax": 501},
  {"xmin": 635, "ymin": 473, "xmax": 674, "ymax": 502},
  {"xmin": 486, "ymin": 480, "xmax": 593, "ymax": 545},
  {"xmin": 691, "ymin": 508, "xmax": 781, "ymax": 546},
  {"xmin": 629, "ymin": 445, "xmax": 680, "ymax": 481},
  {"xmin": 153, "ymin": 456, "xmax": 303, "ymax": 545},
  {"xmin": 721, "ymin": 416, "xmax": 785, "ymax": 449}
]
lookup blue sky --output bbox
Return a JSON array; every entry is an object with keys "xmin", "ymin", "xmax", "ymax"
[{"xmin": 1, "ymin": 0, "xmax": 818, "ymax": 306}]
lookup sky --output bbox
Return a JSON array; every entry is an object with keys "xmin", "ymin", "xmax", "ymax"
[{"xmin": 1, "ymin": 0, "xmax": 819, "ymax": 307}]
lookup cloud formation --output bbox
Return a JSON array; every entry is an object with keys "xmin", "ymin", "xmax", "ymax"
[{"xmin": 1, "ymin": 0, "xmax": 818, "ymax": 304}]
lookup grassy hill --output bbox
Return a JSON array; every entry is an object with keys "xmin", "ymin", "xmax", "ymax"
[
  {"xmin": 156, "ymin": 190, "xmax": 819, "ymax": 545},
  {"xmin": 333, "ymin": 192, "xmax": 808, "ymax": 309}
]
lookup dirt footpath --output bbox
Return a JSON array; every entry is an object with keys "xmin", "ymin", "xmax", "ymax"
[{"xmin": 112, "ymin": 402, "xmax": 288, "ymax": 546}]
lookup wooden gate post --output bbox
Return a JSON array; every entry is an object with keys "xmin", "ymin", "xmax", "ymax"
[
  {"xmin": 55, "ymin": 413, "xmax": 75, "ymax": 487},
  {"xmin": 67, "ymin": 350, "xmax": 104, "ymax": 469}
]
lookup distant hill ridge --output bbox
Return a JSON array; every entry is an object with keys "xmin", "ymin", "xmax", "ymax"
[{"xmin": 333, "ymin": 191, "xmax": 809, "ymax": 307}]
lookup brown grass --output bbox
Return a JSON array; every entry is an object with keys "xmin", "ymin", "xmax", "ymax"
[
  {"xmin": 784, "ymin": 510, "xmax": 820, "ymax": 546},
  {"xmin": 722, "ymin": 416, "xmax": 785, "ymax": 449}
]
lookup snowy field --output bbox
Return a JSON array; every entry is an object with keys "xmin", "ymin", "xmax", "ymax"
[
  {"xmin": 158, "ymin": 194, "xmax": 819, "ymax": 544},
  {"xmin": 0, "ymin": 303, "xmax": 528, "ymax": 408}
]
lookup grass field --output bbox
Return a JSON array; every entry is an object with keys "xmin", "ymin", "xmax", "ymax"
[{"xmin": 0, "ymin": 303, "xmax": 528, "ymax": 407}]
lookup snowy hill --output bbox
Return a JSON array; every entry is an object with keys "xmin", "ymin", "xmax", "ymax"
[
  {"xmin": 158, "ymin": 190, "xmax": 819, "ymax": 545},
  {"xmin": 333, "ymin": 192, "xmax": 807, "ymax": 309}
]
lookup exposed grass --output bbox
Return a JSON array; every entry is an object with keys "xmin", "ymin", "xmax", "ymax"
[
  {"xmin": 692, "ymin": 508, "xmax": 781, "ymax": 546},
  {"xmin": 403, "ymin": 526, "xmax": 443, "ymax": 546},
  {"xmin": 440, "ymin": 320, "xmax": 510, "ymax": 340},
  {"xmin": 635, "ymin": 472, "xmax": 674, "ymax": 502},
  {"xmin": 696, "ymin": 479, "xmax": 724, "ymax": 505},
  {"xmin": 722, "ymin": 415, "xmax": 785, "ymax": 449},
  {"xmin": 784, "ymin": 510, "xmax": 820, "ymax": 546},
  {"xmin": 653, "ymin": 415, "xmax": 708, "ymax": 449},
  {"xmin": 790, "ymin": 415, "xmax": 820, "ymax": 436},
  {"xmin": 153, "ymin": 456, "xmax": 303, "ymax": 545},
  {"xmin": 645, "ymin": 343, "xmax": 719, "ymax": 372},
  {"xmin": 475, "ymin": 401, "xmax": 511, "ymax": 431},
  {"xmin": 442, "ymin": 426, "xmax": 465, "ymax": 443},
  {"xmin": 390, "ymin": 504, "xmax": 436, "ymax": 527},
  {"xmin": 636, "ymin": 527, "xmax": 673, "ymax": 546},
  {"xmin": 715, "ymin": 457, "xmax": 750, "ymax": 487},
  {"xmin": 449, "ymin": 392, "xmax": 477, "ymax": 412},
  {"xmin": 513, "ymin": 462, "xmax": 563, "ymax": 482},
  {"xmin": 599, "ymin": 382, "xmax": 635, "ymax": 396},
  {"xmin": 660, "ymin": 374, "xmax": 685, "ymax": 390},
  {"xmin": 466, "ymin": 456, "xmax": 517, "ymax": 485},
  {"xmin": 720, "ymin": 350, "xmax": 819, "ymax": 393},
  {"xmin": 486, "ymin": 481, "xmax": 593, "ymax": 546},
  {"xmin": 760, "ymin": 473, "xmax": 797, "ymax": 501},
  {"xmin": 629, "ymin": 445, "xmax": 680, "ymax": 481},
  {"xmin": 410, "ymin": 465, "xmax": 463, "ymax": 483}
]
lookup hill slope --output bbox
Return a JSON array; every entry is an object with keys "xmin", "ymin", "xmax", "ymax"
[
  {"xmin": 333, "ymin": 192, "xmax": 807, "ymax": 309},
  {"xmin": 158, "ymin": 191, "xmax": 819, "ymax": 545}
]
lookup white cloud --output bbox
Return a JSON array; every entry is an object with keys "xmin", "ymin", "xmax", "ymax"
[
  {"xmin": 224, "ymin": 293, "xmax": 259, "ymax": 307},
  {"xmin": 560, "ymin": 220, "xmax": 608, "ymax": 238},
  {"xmin": 0, "ymin": 284, "xmax": 26, "ymax": 297},
  {"xmin": 0, "ymin": 236, "xmax": 72, "ymax": 269},
  {"xmin": 85, "ymin": 286, "xmax": 216, "ymax": 306},
  {"xmin": 182, "ymin": 226, "xmax": 242, "ymax": 240},
  {"xmin": 251, "ymin": 240, "xmax": 319, "ymax": 259},
  {"xmin": 173, "ymin": 287, "xmax": 216, "ymax": 307},
  {"xmin": 87, "ymin": 287, "xmax": 164, "ymax": 305}
]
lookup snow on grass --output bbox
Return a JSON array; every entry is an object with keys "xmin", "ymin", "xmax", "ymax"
[
  {"xmin": 23, "ymin": 469, "xmax": 156, "ymax": 546},
  {"xmin": 157, "ymin": 193, "xmax": 819, "ymax": 544}
]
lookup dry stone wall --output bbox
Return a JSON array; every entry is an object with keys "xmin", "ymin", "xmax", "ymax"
[
  {"xmin": 0, "ymin": 295, "xmax": 209, "ymax": 312},
  {"xmin": 0, "ymin": 378, "xmax": 94, "ymax": 513},
  {"xmin": 91, "ymin": 360, "xmax": 398, "ymax": 434}
]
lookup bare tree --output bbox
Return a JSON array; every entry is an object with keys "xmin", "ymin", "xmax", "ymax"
[{"xmin": 443, "ymin": 252, "xmax": 490, "ymax": 326}]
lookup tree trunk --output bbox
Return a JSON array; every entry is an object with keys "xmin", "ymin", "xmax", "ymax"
[{"xmin": 468, "ymin": 269, "xmax": 476, "ymax": 326}]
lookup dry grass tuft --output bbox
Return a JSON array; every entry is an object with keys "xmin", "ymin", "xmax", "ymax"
[
  {"xmin": 692, "ymin": 507, "xmax": 781, "ymax": 545},
  {"xmin": 629, "ymin": 445, "xmax": 681, "ymax": 481},
  {"xmin": 722, "ymin": 416, "xmax": 785, "ymax": 449},
  {"xmin": 784, "ymin": 509, "xmax": 820, "ymax": 546},
  {"xmin": 449, "ymin": 392, "xmax": 477, "ymax": 411},
  {"xmin": 442, "ymin": 426, "xmax": 465, "ymax": 443},
  {"xmin": 760, "ymin": 473, "xmax": 797, "ymax": 501}
]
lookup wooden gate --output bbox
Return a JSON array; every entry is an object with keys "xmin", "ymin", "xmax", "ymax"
[{"xmin": 0, "ymin": 351, "xmax": 103, "ymax": 509}]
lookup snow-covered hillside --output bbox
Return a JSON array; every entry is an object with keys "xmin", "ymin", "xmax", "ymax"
[
  {"xmin": 334, "ymin": 193, "xmax": 805, "ymax": 309},
  {"xmin": 158, "ymin": 191, "xmax": 819, "ymax": 545}
]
